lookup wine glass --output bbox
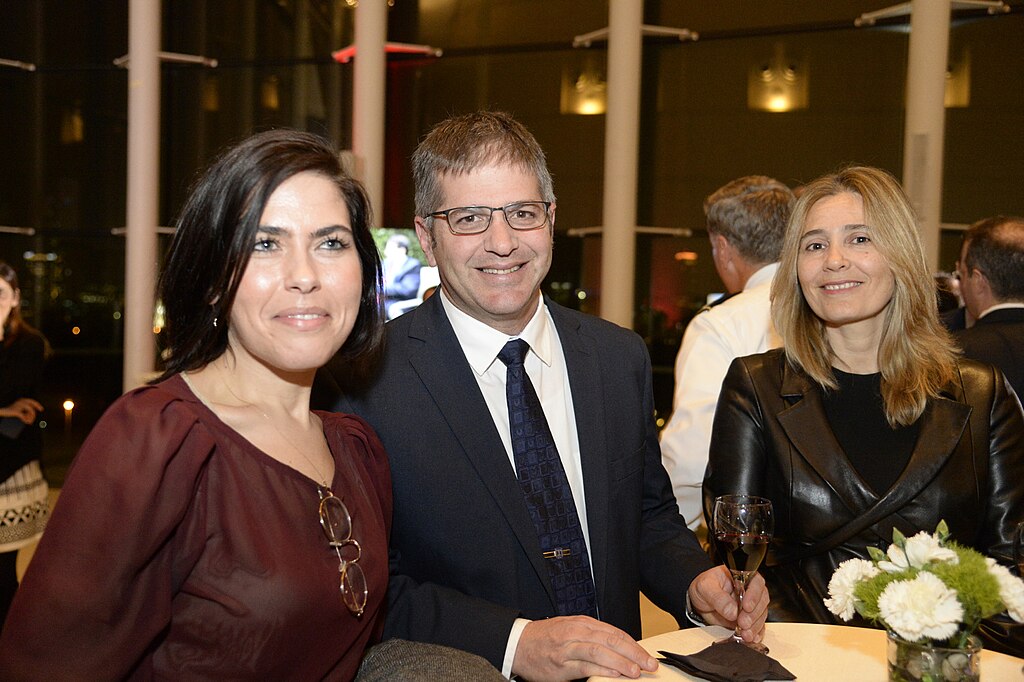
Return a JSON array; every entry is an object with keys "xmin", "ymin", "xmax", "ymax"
[
  {"xmin": 712, "ymin": 494, "xmax": 774, "ymax": 653},
  {"xmin": 1013, "ymin": 521, "xmax": 1024, "ymax": 577}
]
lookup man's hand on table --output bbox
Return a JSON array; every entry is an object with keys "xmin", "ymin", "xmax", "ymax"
[
  {"xmin": 688, "ymin": 565, "xmax": 769, "ymax": 643},
  {"xmin": 512, "ymin": 616, "xmax": 658, "ymax": 681}
]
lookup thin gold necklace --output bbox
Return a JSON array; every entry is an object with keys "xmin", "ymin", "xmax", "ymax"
[{"xmin": 219, "ymin": 375, "xmax": 332, "ymax": 488}]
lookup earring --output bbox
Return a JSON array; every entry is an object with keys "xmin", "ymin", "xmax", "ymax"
[{"xmin": 213, "ymin": 316, "xmax": 218, "ymax": 328}]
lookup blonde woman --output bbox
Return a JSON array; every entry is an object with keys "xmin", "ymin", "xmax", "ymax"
[{"xmin": 704, "ymin": 166, "xmax": 1024, "ymax": 653}]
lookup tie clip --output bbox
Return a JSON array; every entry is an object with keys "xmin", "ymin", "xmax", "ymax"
[{"xmin": 543, "ymin": 548, "xmax": 571, "ymax": 559}]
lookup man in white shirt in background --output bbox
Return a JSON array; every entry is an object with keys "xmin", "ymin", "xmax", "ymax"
[{"xmin": 660, "ymin": 176, "xmax": 795, "ymax": 538}]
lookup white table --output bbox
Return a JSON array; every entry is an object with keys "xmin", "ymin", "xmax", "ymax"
[{"xmin": 589, "ymin": 622, "xmax": 1024, "ymax": 681}]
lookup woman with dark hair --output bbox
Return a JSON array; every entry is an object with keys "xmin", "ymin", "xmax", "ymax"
[
  {"xmin": 0, "ymin": 129, "xmax": 390, "ymax": 679},
  {"xmin": 704, "ymin": 166, "xmax": 1024, "ymax": 651},
  {"xmin": 0, "ymin": 262, "xmax": 49, "ymax": 630}
]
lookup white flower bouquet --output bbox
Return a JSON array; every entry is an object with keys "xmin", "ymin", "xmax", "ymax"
[{"xmin": 824, "ymin": 521, "xmax": 1024, "ymax": 648}]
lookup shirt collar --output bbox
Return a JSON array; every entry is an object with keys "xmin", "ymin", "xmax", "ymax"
[
  {"xmin": 744, "ymin": 262, "xmax": 779, "ymax": 290},
  {"xmin": 978, "ymin": 301, "xmax": 1024, "ymax": 319},
  {"xmin": 439, "ymin": 289, "xmax": 554, "ymax": 376}
]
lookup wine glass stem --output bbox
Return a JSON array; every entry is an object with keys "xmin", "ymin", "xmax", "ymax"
[{"xmin": 733, "ymin": 573, "xmax": 747, "ymax": 639}]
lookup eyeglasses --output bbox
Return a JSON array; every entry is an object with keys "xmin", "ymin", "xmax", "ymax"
[
  {"xmin": 318, "ymin": 486, "xmax": 368, "ymax": 617},
  {"xmin": 427, "ymin": 201, "xmax": 552, "ymax": 235}
]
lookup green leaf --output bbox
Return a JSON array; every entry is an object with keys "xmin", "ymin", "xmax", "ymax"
[
  {"xmin": 892, "ymin": 527, "xmax": 907, "ymax": 547},
  {"xmin": 868, "ymin": 545, "xmax": 888, "ymax": 562}
]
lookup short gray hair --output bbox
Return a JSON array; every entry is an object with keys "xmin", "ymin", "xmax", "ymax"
[
  {"xmin": 412, "ymin": 111, "xmax": 555, "ymax": 219},
  {"xmin": 704, "ymin": 175, "xmax": 794, "ymax": 265}
]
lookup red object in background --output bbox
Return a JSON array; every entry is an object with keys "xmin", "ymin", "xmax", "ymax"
[{"xmin": 331, "ymin": 42, "xmax": 442, "ymax": 64}]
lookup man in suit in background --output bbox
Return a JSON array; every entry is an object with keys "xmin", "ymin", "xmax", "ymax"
[
  {"xmin": 382, "ymin": 233, "xmax": 422, "ymax": 319},
  {"xmin": 955, "ymin": 215, "xmax": 1024, "ymax": 392},
  {"xmin": 660, "ymin": 176, "xmax": 794, "ymax": 537},
  {"xmin": 318, "ymin": 111, "xmax": 768, "ymax": 681}
]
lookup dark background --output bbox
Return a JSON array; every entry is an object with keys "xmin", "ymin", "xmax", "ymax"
[{"xmin": 2, "ymin": 1, "xmax": 1022, "ymax": 483}]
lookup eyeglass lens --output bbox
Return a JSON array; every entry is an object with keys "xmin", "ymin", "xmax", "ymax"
[
  {"xmin": 319, "ymin": 493, "xmax": 352, "ymax": 543},
  {"xmin": 340, "ymin": 560, "xmax": 367, "ymax": 615}
]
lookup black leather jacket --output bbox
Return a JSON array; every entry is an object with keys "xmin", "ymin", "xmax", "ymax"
[{"xmin": 704, "ymin": 349, "xmax": 1024, "ymax": 651}]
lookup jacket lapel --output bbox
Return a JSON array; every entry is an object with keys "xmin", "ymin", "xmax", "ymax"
[
  {"xmin": 776, "ymin": 359, "xmax": 972, "ymax": 533},
  {"xmin": 405, "ymin": 296, "xmax": 557, "ymax": 606},
  {"xmin": 548, "ymin": 301, "xmax": 611, "ymax": 606},
  {"xmin": 776, "ymin": 363, "xmax": 878, "ymax": 514},
  {"xmin": 869, "ymin": 388, "xmax": 972, "ymax": 534}
]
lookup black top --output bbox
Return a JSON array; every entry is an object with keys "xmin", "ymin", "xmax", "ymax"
[{"xmin": 822, "ymin": 368, "xmax": 920, "ymax": 496}]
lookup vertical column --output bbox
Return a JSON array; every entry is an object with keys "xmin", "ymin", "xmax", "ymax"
[
  {"xmin": 327, "ymin": 4, "xmax": 345, "ymax": 147},
  {"xmin": 123, "ymin": 0, "xmax": 161, "ymax": 391},
  {"xmin": 292, "ymin": 0, "xmax": 310, "ymax": 129},
  {"xmin": 903, "ymin": 0, "xmax": 951, "ymax": 270},
  {"xmin": 600, "ymin": 0, "xmax": 642, "ymax": 328},
  {"xmin": 31, "ymin": 1, "xmax": 46, "ymax": 323},
  {"xmin": 353, "ymin": 0, "xmax": 387, "ymax": 219},
  {"xmin": 239, "ymin": 1, "xmax": 255, "ymax": 134},
  {"xmin": 194, "ymin": 0, "xmax": 209, "ymax": 168}
]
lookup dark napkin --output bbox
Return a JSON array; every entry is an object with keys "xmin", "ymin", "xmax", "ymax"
[{"xmin": 658, "ymin": 640, "xmax": 796, "ymax": 681}]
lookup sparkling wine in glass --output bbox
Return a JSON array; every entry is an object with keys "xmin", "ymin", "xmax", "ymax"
[{"xmin": 712, "ymin": 494, "xmax": 774, "ymax": 653}]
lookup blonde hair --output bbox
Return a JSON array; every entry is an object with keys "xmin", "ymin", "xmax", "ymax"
[{"xmin": 771, "ymin": 166, "xmax": 958, "ymax": 426}]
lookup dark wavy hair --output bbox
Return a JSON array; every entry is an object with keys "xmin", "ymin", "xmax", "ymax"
[
  {"xmin": 0, "ymin": 261, "xmax": 49, "ymax": 355},
  {"xmin": 157, "ymin": 129, "xmax": 384, "ymax": 380}
]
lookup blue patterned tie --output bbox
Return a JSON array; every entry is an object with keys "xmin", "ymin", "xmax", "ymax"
[{"xmin": 498, "ymin": 339, "xmax": 598, "ymax": 618}]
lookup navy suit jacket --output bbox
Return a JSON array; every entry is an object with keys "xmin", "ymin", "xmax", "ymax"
[
  {"xmin": 317, "ymin": 294, "xmax": 710, "ymax": 667},
  {"xmin": 955, "ymin": 307, "xmax": 1024, "ymax": 394}
]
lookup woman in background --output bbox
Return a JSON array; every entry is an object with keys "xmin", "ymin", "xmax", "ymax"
[
  {"xmin": 0, "ymin": 129, "xmax": 390, "ymax": 679},
  {"xmin": 0, "ymin": 261, "xmax": 49, "ymax": 630},
  {"xmin": 704, "ymin": 166, "xmax": 1024, "ymax": 652}
]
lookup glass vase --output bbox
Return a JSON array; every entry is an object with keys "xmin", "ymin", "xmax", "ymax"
[{"xmin": 886, "ymin": 631, "xmax": 981, "ymax": 682}]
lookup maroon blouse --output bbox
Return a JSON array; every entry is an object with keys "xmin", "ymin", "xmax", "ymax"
[{"xmin": 0, "ymin": 374, "xmax": 391, "ymax": 681}]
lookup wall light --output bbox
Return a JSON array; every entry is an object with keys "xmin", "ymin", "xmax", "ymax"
[
  {"xmin": 60, "ymin": 102, "xmax": 85, "ymax": 144},
  {"xmin": 748, "ymin": 43, "xmax": 808, "ymax": 113},
  {"xmin": 560, "ymin": 58, "xmax": 607, "ymax": 115},
  {"xmin": 202, "ymin": 76, "xmax": 220, "ymax": 112},
  {"xmin": 945, "ymin": 49, "xmax": 970, "ymax": 108},
  {"xmin": 261, "ymin": 75, "xmax": 280, "ymax": 111}
]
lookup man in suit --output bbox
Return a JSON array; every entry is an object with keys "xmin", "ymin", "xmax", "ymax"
[
  {"xmin": 319, "ymin": 111, "xmax": 768, "ymax": 681},
  {"xmin": 382, "ymin": 233, "xmax": 422, "ymax": 319},
  {"xmin": 660, "ymin": 176, "xmax": 793, "ymax": 536},
  {"xmin": 955, "ymin": 215, "xmax": 1024, "ymax": 392}
]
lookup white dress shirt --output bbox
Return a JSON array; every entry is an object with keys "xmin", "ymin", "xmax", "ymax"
[
  {"xmin": 659, "ymin": 263, "xmax": 782, "ymax": 535},
  {"xmin": 439, "ymin": 290, "xmax": 593, "ymax": 678}
]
